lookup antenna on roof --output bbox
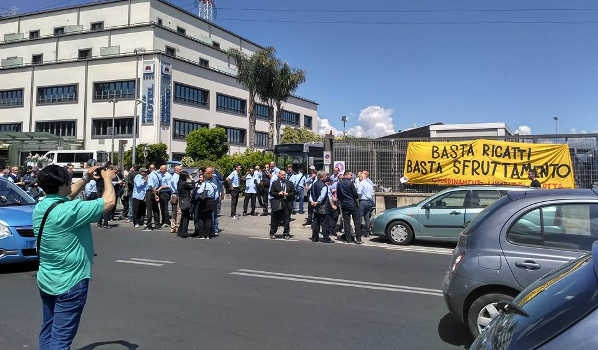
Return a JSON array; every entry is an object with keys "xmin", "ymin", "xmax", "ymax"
[{"xmin": 197, "ymin": 0, "xmax": 217, "ymax": 22}]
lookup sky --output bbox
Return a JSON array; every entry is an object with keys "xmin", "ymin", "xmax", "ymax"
[{"xmin": 5, "ymin": 0, "xmax": 598, "ymax": 137}]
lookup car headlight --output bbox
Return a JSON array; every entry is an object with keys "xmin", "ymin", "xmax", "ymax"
[{"xmin": 0, "ymin": 221, "xmax": 12, "ymax": 240}]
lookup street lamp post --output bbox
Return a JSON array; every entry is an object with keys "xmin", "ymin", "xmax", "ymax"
[
  {"xmin": 553, "ymin": 116, "xmax": 559, "ymax": 135},
  {"xmin": 341, "ymin": 115, "xmax": 347, "ymax": 139},
  {"xmin": 109, "ymin": 97, "xmax": 118, "ymax": 163}
]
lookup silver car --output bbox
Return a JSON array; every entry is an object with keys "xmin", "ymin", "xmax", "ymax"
[{"xmin": 442, "ymin": 188, "xmax": 598, "ymax": 337}]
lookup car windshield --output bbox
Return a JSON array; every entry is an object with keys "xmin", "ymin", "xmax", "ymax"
[
  {"xmin": 462, "ymin": 196, "xmax": 508, "ymax": 235},
  {"xmin": 0, "ymin": 179, "xmax": 36, "ymax": 206}
]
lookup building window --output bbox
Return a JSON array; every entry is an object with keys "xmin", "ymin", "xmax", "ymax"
[
  {"xmin": 172, "ymin": 153, "xmax": 185, "ymax": 161},
  {"xmin": 173, "ymin": 119, "xmax": 208, "ymax": 140},
  {"xmin": 29, "ymin": 30, "xmax": 40, "ymax": 39},
  {"xmin": 254, "ymin": 103, "xmax": 271, "ymax": 120},
  {"xmin": 281, "ymin": 110, "xmax": 300, "ymax": 126},
  {"xmin": 32, "ymin": 54, "xmax": 43, "ymax": 65},
  {"xmin": 78, "ymin": 49, "xmax": 92, "ymax": 59},
  {"xmin": 212, "ymin": 41, "xmax": 220, "ymax": 49},
  {"xmin": 216, "ymin": 93, "xmax": 246, "ymax": 115},
  {"xmin": 93, "ymin": 80, "xmax": 136, "ymax": 101},
  {"xmin": 37, "ymin": 84, "xmax": 78, "ymax": 105},
  {"xmin": 174, "ymin": 83, "xmax": 208, "ymax": 107},
  {"xmin": 54, "ymin": 27, "xmax": 65, "ymax": 36},
  {"xmin": 35, "ymin": 120, "xmax": 76, "ymax": 137},
  {"xmin": 219, "ymin": 126, "xmax": 246, "ymax": 145},
  {"xmin": 0, "ymin": 89, "xmax": 24, "ymax": 108},
  {"xmin": 156, "ymin": 18, "xmax": 163, "ymax": 25},
  {"xmin": 199, "ymin": 58, "xmax": 209, "ymax": 68},
  {"xmin": 304, "ymin": 115, "xmax": 313, "ymax": 129},
  {"xmin": 255, "ymin": 132, "xmax": 268, "ymax": 147},
  {"xmin": 92, "ymin": 118, "xmax": 136, "ymax": 138},
  {"xmin": 0, "ymin": 123, "xmax": 22, "ymax": 132},
  {"xmin": 90, "ymin": 21, "xmax": 104, "ymax": 31},
  {"xmin": 165, "ymin": 46, "xmax": 176, "ymax": 57},
  {"xmin": 177, "ymin": 26, "xmax": 186, "ymax": 35}
]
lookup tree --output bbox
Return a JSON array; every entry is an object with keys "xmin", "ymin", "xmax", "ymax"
[
  {"xmin": 228, "ymin": 47, "xmax": 276, "ymax": 148},
  {"xmin": 123, "ymin": 143, "xmax": 168, "ymax": 168},
  {"xmin": 280, "ymin": 127, "xmax": 322, "ymax": 144},
  {"xmin": 186, "ymin": 127, "xmax": 229, "ymax": 161},
  {"xmin": 270, "ymin": 62, "xmax": 306, "ymax": 146}
]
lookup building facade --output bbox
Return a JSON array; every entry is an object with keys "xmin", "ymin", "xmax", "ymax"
[{"xmin": 0, "ymin": 0, "xmax": 319, "ymax": 160}]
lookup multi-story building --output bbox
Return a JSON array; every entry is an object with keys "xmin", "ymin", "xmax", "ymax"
[{"xmin": 0, "ymin": 0, "xmax": 319, "ymax": 161}]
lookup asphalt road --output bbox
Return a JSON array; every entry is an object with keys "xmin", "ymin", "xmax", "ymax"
[{"xmin": 1, "ymin": 223, "xmax": 473, "ymax": 350}]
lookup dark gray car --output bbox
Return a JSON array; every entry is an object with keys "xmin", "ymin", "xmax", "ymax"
[{"xmin": 442, "ymin": 189, "xmax": 598, "ymax": 337}]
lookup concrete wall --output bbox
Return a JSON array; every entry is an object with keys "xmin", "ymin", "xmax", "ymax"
[{"xmin": 374, "ymin": 192, "xmax": 434, "ymax": 213}]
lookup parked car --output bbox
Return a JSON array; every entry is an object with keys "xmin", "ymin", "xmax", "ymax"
[
  {"xmin": 370, "ymin": 185, "xmax": 529, "ymax": 245},
  {"xmin": 443, "ymin": 188, "xmax": 598, "ymax": 337},
  {"xmin": 0, "ymin": 177, "xmax": 38, "ymax": 264},
  {"xmin": 470, "ymin": 242, "xmax": 598, "ymax": 350}
]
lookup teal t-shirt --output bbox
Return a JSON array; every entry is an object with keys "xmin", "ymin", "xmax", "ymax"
[{"xmin": 33, "ymin": 194, "xmax": 105, "ymax": 295}]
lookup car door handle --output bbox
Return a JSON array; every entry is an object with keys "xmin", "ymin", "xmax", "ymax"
[
  {"xmin": 515, "ymin": 260, "xmax": 541, "ymax": 270},
  {"xmin": 449, "ymin": 211, "xmax": 461, "ymax": 215}
]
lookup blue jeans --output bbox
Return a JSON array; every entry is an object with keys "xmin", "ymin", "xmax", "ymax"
[
  {"xmin": 359, "ymin": 200, "xmax": 374, "ymax": 234},
  {"xmin": 294, "ymin": 187, "xmax": 305, "ymax": 213},
  {"xmin": 211, "ymin": 199, "xmax": 221, "ymax": 233},
  {"xmin": 39, "ymin": 278, "xmax": 89, "ymax": 350}
]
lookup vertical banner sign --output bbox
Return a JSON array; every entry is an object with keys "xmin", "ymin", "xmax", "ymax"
[
  {"xmin": 160, "ymin": 62, "xmax": 172, "ymax": 126},
  {"xmin": 141, "ymin": 61, "xmax": 155, "ymax": 124},
  {"xmin": 403, "ymin": 139, "xmax": 575, "ymax": 188}
]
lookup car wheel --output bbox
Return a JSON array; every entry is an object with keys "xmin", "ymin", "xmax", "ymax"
[
  {"xmin": 467, "ymin": 293, "xmax": 514, "ymax": 337},
  {"xmin": 386, "ymin": 221, "xmax": 414, "ymax": 245}
]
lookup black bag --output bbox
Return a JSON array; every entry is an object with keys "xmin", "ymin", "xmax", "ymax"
[{"xmin": 37, "ymin": 200, "xmax": 66, "ymax": 253}]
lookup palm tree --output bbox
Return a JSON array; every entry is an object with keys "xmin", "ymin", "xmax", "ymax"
[
  {"xmin": 227, "ymin": 47, "xmax": 276, "ymax": 148},
  {"xmin": 270, "ymin": 63, "xmax": 306, "ymax": 145}
]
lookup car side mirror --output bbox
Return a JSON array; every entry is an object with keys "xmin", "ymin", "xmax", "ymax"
[{"xmin": 422, "ymin": 203, "xmax": 430, "ymax": 210}]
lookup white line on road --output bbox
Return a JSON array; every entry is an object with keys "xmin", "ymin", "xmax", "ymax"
[
  {"xmin": 248, "ymin": 236, "xmax": 300, "ymax": 242},
  {"xmin": 384, "ymin": 246, "xmax": 453, "ymax": 255},
  {"xmin": 230, "ymin": 271, "xmax": 442, "ymax": 297},
  {"xmin": 232, "ymin": 269, "xmax": 443, "ymax": 296},
  {"xmin": 129, "ymin": 258, "xmax": 176, "ymax": 264},
  {"xmin": 115, "ymin": 260, "xmax": 164, "ymax": 267}
]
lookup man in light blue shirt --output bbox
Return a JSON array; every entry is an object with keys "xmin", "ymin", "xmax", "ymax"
[
  {"xmin": 84, "ymin": 177, "xmax": 98, "ymax": 200},
  {"xmin": 242, "ymin": 169, "xmax": 258, "ymax": 216},
  {"xmin": 144, "ymin": 164, "xmax": 161, "ymax": 230},
  {"xmin": 226, "ymin": 164, "xmax": 241, "ymax": 217},
  {"xmin": 269, "ymin": 161, "xmax": 280, "ymax": 176},
  {"xmin": 155, "ymin": 165, "xmax": 173, "ymax": 227},
  {"xmin": 133, "ymin": 168, "xmax": 149, "ymax": 227},
  {"xmin": 357, "ymin": 170, "xmax": 375, "ymax": 236},
  {"xmin": 290, "ymin": 168, "xmax": 307, "ymax": 214}
]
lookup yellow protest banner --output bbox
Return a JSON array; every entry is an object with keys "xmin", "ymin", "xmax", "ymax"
[{"xmin": 403, "ymin": 139, "xmax": 575, "ymax": 188}]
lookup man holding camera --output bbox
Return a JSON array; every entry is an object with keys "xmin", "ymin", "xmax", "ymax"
[{"xmin": 34, "ymin": 164, "xmax": 116, "ymax": 349}]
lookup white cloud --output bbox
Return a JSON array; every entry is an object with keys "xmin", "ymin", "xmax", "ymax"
[
  {"xmin": 514, "ymin": 125, "xmax": 532, "ymax": 135},
  {"xmin": 570, "ymin": 128, "xmax": 588, "ymax": 134},
  {"xmin": 318, "ymin": 106, "xmax": 396, "ymax": 138},
  {"xmin": 317, "ymin": 118, "xmax": 340, "ymax": 136}
]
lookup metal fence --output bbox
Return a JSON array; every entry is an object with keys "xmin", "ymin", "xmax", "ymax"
[{"xmin": 333, "ymin": 134, "xmax": 598, "ymax": 193}]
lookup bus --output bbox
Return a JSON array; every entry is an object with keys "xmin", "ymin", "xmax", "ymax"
[
  {"xmin": 43, "ymin": 150, "xmax": 109, "ymax": 181},
  {"xmin": 273, "ymin": 143, "xmax": 324, "ymax": 172}
]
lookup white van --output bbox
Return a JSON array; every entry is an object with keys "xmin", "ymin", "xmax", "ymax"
[{"xmin": 43, "ymin": 150, "xmax": 109, "ymax": 181}]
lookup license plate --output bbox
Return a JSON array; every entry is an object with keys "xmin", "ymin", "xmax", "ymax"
[{"xmin": 25, "ymin": 240, "xmax": 36, "ymax": 249}]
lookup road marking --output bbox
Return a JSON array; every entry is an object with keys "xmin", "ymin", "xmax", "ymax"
[
  {"xmin": 115, "ymin": 259, "xmax": 163, "ymax": 267},
  {"xmin": 129, "ymin": 258, "xmax": 176, "ymax": 264},
  {"xmin": 384, "ymin": 246, "xmax": 453, "ymax": 255},
  {"xmin": 230, "ymin": 269, "xmax": 443, "ymax": 297},
  {"xmin": 248, "ymin": 236, "xmax": 300, "ymax": 242}
]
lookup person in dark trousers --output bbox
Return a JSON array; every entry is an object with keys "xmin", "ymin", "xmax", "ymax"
[
  {"xmin": 303, "ymin": 167, "xmax": 317, "ymax": 226},
  {"xmin": 322, "ymin": 177, "xmax": 338, "ymax": 243},
  {"xmin": 308, "ymin": 171, "xmax": 327, "ymax": 242},
  {"xmin": 529, "ymin": 169, "xmax": 542, "ymax": 188},
  {"xmin": 194, "ymin": 167, "xmax": 218, "ymax": 239},
  {"xmin": 226, "ymin": 164, "xmax": 241, "ymax": 218},
  {"xmin": 269, "ymin": 170, "xmax": 295, "ymax": 239},
  {"xmin": 336, "ymin": 171, "xmax": 362, "ymax": 243},
  {"xmin": 125, "ymin": 166, "xmax": 137, "ymax": 222},
  {"xmin": 357, "ymin": 171, "xmax": 375, "ymax": 237},
  {"xmin": 242, "ymin": 168, "xmax": 258, "ymax": 216},
  {"xmin": 260, "ymin": 164, "xmax": 271, "ymax": 215},
  {"xmin": 34, "ymin": 164, "xmax": 116, "ymax": 350},
  {"xmin": 145, "ymin": 164, "xmax": 161, "ymax": 230},
  {"xmin": 132, "ymin": 168, "xmax": 149, "ymax": 227},
  {"xmin": 155, "ymin": 165, "xmax": 172, "ymax": 227},
  {"xmin": 176, "ymin": 171, "xmax": 194, "ymax": 238}
]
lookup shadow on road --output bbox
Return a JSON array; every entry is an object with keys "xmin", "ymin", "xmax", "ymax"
[
  {"xmin": 0, "ymin": 261, "xmax": 38, "ymax": 275},
  {"xmin": 438, "ymin": 313, "xmax": 473, "ymax": 349},
  {"xmin": 368, "ymin": 236, "xmax": 457, "ymax": 249},
  {"xmin": 77, "ymin": 340, "xmax": 139, "ymax": 350}
]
